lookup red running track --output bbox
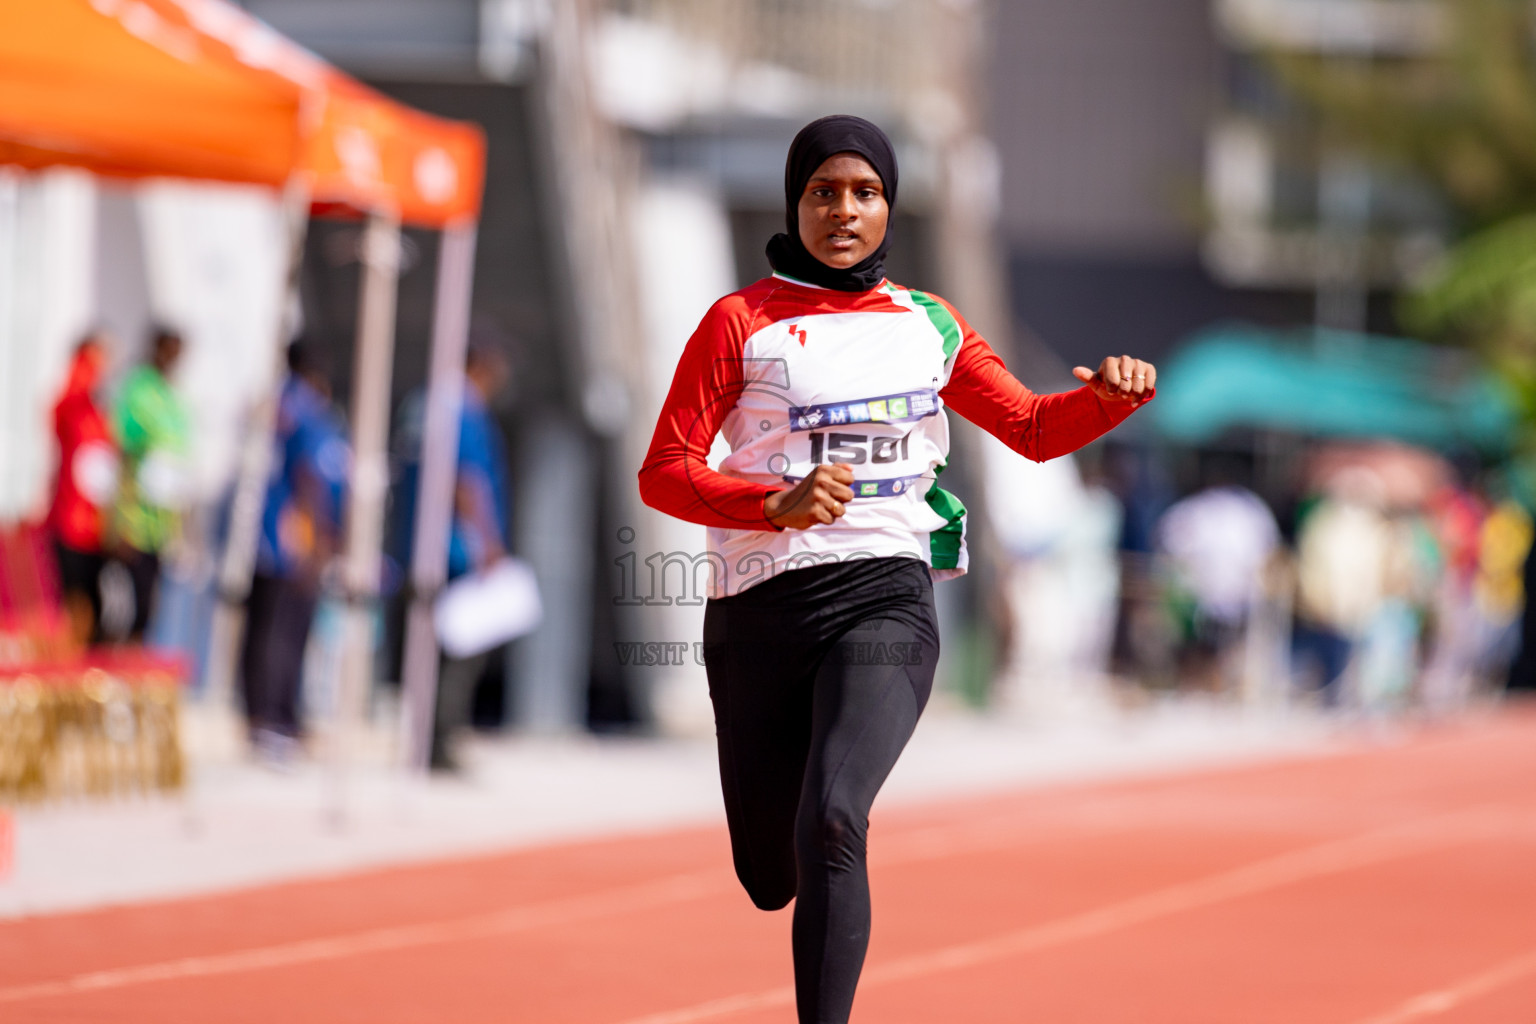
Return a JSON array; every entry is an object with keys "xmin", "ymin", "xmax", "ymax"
[{"xmin": 4, "ymin": 707, "xmax": 1536, "ymax": 1023}]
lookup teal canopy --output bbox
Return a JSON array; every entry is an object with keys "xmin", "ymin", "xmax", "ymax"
[{"xmin": 1150, "ymin": 324, "xmax": 1517, "ymax": 451}]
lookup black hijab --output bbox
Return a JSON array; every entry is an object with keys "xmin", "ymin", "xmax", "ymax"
[{"xmin": 766, "ymin": 115, "xmax": 898, "ymax": 292}]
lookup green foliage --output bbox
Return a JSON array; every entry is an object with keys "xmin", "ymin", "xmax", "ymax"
[
  {"xmin": 1261, "ymin": 0, "xmax": 1536, "ymax": 433},
  {"xmin": 1266, "ymin": 0, "xmax": 1536, "ymax": 229},
  {"xmin": 1402, "ymin": 215, "xmax": 1536, "ymax": 423}
]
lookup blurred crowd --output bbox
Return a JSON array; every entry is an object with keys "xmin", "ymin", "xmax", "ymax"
[
  {"xmin": 2, "ymin": 323, "xmax": 517, "ymax": 779},
  {"xmin": 28, "ymin": 328, "xmax": 190, "ymax": 655},
  {"xmin": 993, "ymin": 438, "xmax": 1535, "ymax": 718}
]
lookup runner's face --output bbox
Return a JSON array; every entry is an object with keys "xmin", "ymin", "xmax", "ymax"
[{"xmin": 797, "ymin": 153, "xmax": 888, "ymax": 270}]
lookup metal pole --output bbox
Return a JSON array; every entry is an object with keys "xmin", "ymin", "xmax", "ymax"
[
  {"xmin": 204, "ymin": 178, "xmax": 310, "ymax": 716},
  {"xmin": 399, "ymin": 221, "xmax": 478, "ymax": 772},
  {"xmin": 0, "ymin": 171, "xmax": 19, "ymax": 519},
  {"xmin": 527, "ymin": 0, "xmax": 644, "ymax": 731},
  {"xmin": 329, "ymin": 210, "xmax": 401, "ymax": 823}
]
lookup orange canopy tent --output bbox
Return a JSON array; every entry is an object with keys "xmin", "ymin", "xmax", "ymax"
[
  {"xmin": 0, "ymin": 0, "xmax": 487, "ymax": 773},
  {"xmin": 0, "ymin": 0, "xmax": 484, "ymax": 226}
]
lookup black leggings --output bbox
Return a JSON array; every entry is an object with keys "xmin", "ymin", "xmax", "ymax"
[
  {"xmin": 121, "ymin": 548, "xmax": 161, "ymax": 642},
  {"xmin": 240, "ymin": 572, "xmax": 318, "ymax": 736},
  {"xmin": 703, "ymin": 557, "xmax": 940, "ymax": 1024}
]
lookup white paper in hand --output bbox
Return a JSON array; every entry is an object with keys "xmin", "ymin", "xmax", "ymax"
[{"xmin": 433, "ymin": 557, "xmax": 542, "ymax": 658}]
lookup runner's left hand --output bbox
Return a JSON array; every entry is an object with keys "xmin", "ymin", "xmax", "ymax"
[{"xmin": 1073, "ymin": 355, "xmax": 1156, "ymax": 401}]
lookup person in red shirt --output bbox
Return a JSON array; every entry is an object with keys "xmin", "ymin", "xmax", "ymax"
[
  {"xmin": 639, "ymin": 115, "xmax": 1156, "ymax": 1024},
  {"xmin": 48, "ymin": 334, "xmax": 118, "ymax": 646}
]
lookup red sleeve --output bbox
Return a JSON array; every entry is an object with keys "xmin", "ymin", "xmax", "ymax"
[
  {"xmin": 937, "ymin": 301, "xmax": 1152, "ymax": 462},
  {"xmin": 638, "ymin": 297, "xmax": 783, "ymax": 531}
]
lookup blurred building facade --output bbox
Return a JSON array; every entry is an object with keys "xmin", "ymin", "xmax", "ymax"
[
  {"xmin": 223, "ymin": 0, "xmax": 1488, "ymax": 729},
  {"xmin": 237, "ymin": 0, "xmax": 1011, "ymax": 732},
  {"xmin": 988, "ymin": 0, "xmax": 1448, "ymax": 370},
  {"xmin": 1206, "ymin": 0, "xmax": 1447, "ymax": 325},
  {"xmin": 3, "ymin": 0, "xmax": 1512, "ymax": 738},
  {"xmin": 221, "ymin": 2, "xmax": 997, "ymax": 739}
]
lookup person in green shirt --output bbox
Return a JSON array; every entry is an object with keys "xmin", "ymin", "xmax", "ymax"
[{"xmin": 110, "ymin": 328, "xmax": 191, "ymax": 642}]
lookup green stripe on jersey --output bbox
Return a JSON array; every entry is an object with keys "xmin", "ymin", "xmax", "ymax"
[
  {"xmin": 908, "ymin": 289, "xmax": 962, "ymax": 361},
  {"xmin": 923, "ymin": 462, "xmax": 966, "ymax": 570}
]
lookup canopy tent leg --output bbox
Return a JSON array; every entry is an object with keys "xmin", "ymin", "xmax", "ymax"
[
  {"xmin": 329, "ymin": 210, "xmax": 402, "ymax": 824},
  {"xmin": 398, "ymin": 222, "xmax": 478, "ymax": 773},
  {"xmin": 204, "ymin": 180, "xmax": 310, "ymax": 722}
]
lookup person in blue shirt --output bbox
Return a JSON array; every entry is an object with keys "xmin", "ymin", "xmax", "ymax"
[
  {"xmin": 241, "ymin": 341, "xmax": 349, "ymax": 760},
  {"xmin": 391, "ymin": 337, "xmax": 512, "ymax": 771},
  {"xmin": 447, "ymin": 344, "xmax": 511, "ymax": 581}
]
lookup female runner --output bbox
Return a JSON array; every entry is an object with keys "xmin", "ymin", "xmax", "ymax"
[{"xmin": 638, "ymin": 114, "xmax": 1156, "ymax": 1024}]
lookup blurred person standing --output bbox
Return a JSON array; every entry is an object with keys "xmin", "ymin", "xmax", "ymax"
[
  {"xmin": 1510, "ymin": 533, "xmax": 1536, "ymax": 692},
  {"xmin": 985, "ymin": 446, "xmax": 1123, "ymax": 718},
  {"xmin": 109, "ymin": 327, "xmax": 190, "ymax": 643},
  {"xmin": 1104, "ymin": 445, "xmax": 1176, "ymax": 681},
  {"xmin": 1292, "ymin": 471, "xmax": 1392, "ymax": 702},
  {"xmin": 393, "ymin": 337, "xmax": 512, "ymax": 772},
  {"xmin": 1155, "ymin": 460, "xmax": 1280, "ymax": 690},
  {"xmin": 47, "ymin": 333, "xmax": 118, "ymax": 646},
  {"xmin": 240, "ymin": 341, "xmax": 348, "ymax": 758},
  {"xmin": 1477, "ymin": 498, "xmax": 1534, "ymax": 686},
  {"xmin": 1355, "ymin": 507, "xmax": 1438, "ymax": 712},
  {"xmin": 1418, "ymin": 483, "xmax": 1487, "ymax": 711}
]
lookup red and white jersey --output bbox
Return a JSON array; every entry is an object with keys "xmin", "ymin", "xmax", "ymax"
[{"xmin": 639, "ymin": 273, "xmax": 1150, "ymax": 597}]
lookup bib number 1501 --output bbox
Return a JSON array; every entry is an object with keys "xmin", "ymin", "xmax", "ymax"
[{"xmin": 808, "ymin": 431, "xmax": 910, "ymax": 466}]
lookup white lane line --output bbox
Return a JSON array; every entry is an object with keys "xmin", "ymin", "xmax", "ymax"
[
  {"xmin": 0, "ymin": 810, "xmax": 1116, "ymax": 1006},
  {"xmin": 5, "ymin": 803, "xmax": 1527, "ymax": 1012},
  {"xmin": 614, "ymin": 806, "xmax": 1520, "ymax": 1024},
  {"xmin": 1350, "ymin": 946, "xmax": 1536, "ymax": 1024},
  {"xmin": 0, "ymin": 804, "xmax": 1156, "ymax": 1004},
  {"xmin": 875, "ymin": 813, "xmax": 1140, "ymax": 868},
  {"xmin": 0, "ymin": 870, "xmax": 724, "ymax": 1005}
]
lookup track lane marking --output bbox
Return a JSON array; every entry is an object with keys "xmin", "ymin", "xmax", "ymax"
[
  {"xmin": 0, "ymin": 870, "xmax": 725, "ymax": 1005},
  {"xmin": 614, "ymin": 805, "xmax": 1522, "ymax": 1024},
  {"xmin": 3, "ymin": 802, "xmax": 1529, "ymax": 1012},
  {"xmin": 0, "ymin": 802, "xmax": 1172, "ymax": 1002},
  {"xmin": 0, "ymin": 811, "xmax": 1122, "ymax": 1004},
  {"xmin": 1349, "ymin": 945, "xmax": 1536, "ymax": 1024}
]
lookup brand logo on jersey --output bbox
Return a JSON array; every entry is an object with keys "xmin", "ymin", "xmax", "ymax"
[
  {"xmin": 790, "ymin": 324, "xmax": 808, "ymax": 346},
  {"xmin": 787, "ymin": 389, "xmax": 939, "ymax": 433}
]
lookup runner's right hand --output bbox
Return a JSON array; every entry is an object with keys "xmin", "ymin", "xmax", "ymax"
[{"xmin": 765, "ymin": 464, "xmax": 855, "ymax": 530}]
